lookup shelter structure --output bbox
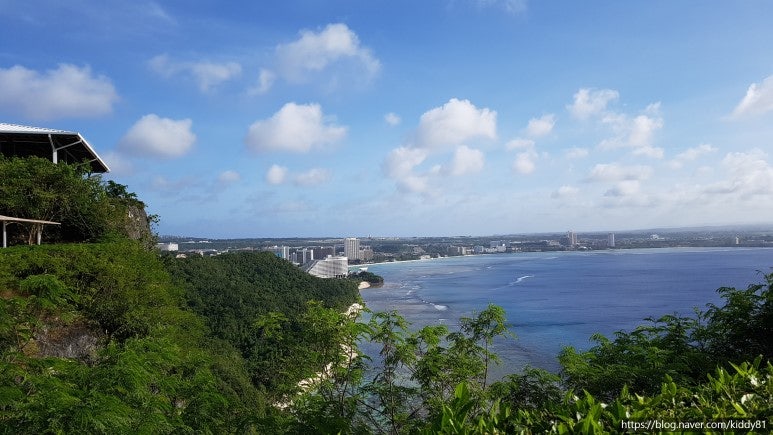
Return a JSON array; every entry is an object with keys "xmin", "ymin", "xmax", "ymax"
[
  {"xmin": 0, "ymin": 123, "xmax": 110, "ymax": 173},
  {"xmin": 1, "ymin": 215, "xmax": 61, "ymax": 248}
]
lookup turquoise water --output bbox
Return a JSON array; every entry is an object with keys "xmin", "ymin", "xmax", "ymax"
[{"xmin": 361, "ymin": 248, "xmax": 773, "ymax": 374}]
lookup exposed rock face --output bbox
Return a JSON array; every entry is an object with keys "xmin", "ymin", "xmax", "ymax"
[
  {"xmin": 125, "ymin": 204, "xmax": 153, "ymax": 242},
  {"xmin": 29, "ymin": 319, "xmax": 105, "ymax": 364}
]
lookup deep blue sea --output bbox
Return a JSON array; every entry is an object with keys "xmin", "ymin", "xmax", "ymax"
[{"xmin": 360, "ymin": 248, "xmax": 773, "ymax": 375}]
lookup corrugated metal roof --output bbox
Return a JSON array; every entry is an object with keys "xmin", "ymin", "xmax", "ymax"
[
  {"xmin": 0, "ymin": 122, "xmax": 110, "ymax": 173},
  {"xmin": 0, "ymin": 123, "xmax": 75, "ymax": 135}
]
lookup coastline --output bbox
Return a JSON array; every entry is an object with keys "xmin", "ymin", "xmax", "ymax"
[{"xmin": 276, "ymin": 282, "xmax": 368, "ymax": 410}]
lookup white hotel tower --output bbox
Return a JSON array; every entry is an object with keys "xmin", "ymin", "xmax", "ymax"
[{"xmin": 344, "ymin": 237, "xmax": 360, "ymax": 261}]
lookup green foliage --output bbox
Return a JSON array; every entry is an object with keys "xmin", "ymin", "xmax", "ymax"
[
  {"xmin": 351, "ymin": 271, "xmax": 385, "ymax": 286},
  {"xmin": 423, "ymin": 359, "xmax": 773, "ymax": 434},
  {"xmin": 0, "ymin": 156, "xmax": 154, "ymax": 245},
  {"xmin": 167, "ymin": 251, "xmax": 360, "ymax": 395},
  {"xmin": 0, "ymin": 241, "xmax": 268, "ymax": 433},
  {"xmin": 700, "ymin": 275, "xmax": 773, "ymax": 363},
  {"xmin": 559, "ymin": 272, "xmax": 773, "ymax": 400}
]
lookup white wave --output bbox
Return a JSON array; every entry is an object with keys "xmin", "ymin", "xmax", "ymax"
[
  {"xmin": 432, "ymin": 304, "xmax": 448, "ymax": 311},
  {"xmin": 510, "ymin": 275, "xmax": 534, "ymax": 285}
]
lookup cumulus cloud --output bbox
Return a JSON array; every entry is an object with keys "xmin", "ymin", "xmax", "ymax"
[
  {"xmin": 294, "ymin": 168, "xmax": 332, "ymax": 186},
  {"xmin": 266, "ymin": 164, "xmax": 288, "ymax": 185},
  {"xmin": 586, "ymin": 163, "xmax": 652, "ymax": 182},
  {"xmin": 149, "ymin": 54, "xmax": 242, "ymax": 92},
  {"xmin": 248, "ymin": 68, "xmax": 276, "ymax": 96},
  {"xmin": 703, "ymin": 149, "xmax": 773, "ymax": 197},
  {"xmin": 598, "ymin": 104, "xmax": 664, "ymax": 158},
  {"xmin": 0, "ymin": 64, "xmax": 118, "ymax": 120},
  {"xmin": 118, "ymin": 114, "xmax": 196, "ymax": 158},
  {"xmin": 415, "ymin": 98, "xmax": 497, "ymax": 149},
  {"xmin": 218, "ymin": 170, "xmax": 241, "ymax": 184},
  {"xmin": 383, "ymin": 146, "xmax": 428, "ymax": 178},
  {"xmin": 449, "ymin": 145, "xmax": 485, "ymax": 176},
  {"xmin": 513, "ymin": 151, "xmax": 537, "ymax": 175},
  {"xmin": 567, "ymin": 88, "xmax": 619, "ymax": 120},
  {"xmin": 732, "ymin": 75, "xmax": 773, "ymax": 118},
  {"xmin": 385, "ymin": 112, "xmax": 401, "ymax": 126},
  {"xmin": 668, "ymin": 144, "xmax": 717, "ymax": 169},
  {"xmin": 525, "ymin": 114, "xmax": 555, "ymax": 138},
  {"xmin": 245, "ymin": 102, "xmax": 347, "ymax": 153},
  {"xmin": 276, "ymin": 23, "xmax": 380, "ymax": 83},
  {"xmin": 382, "ymin": 146, "xmax": 430, "ymax": 193}
]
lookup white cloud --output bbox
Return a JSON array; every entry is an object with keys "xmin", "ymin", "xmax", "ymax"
[
  {"xmin": 525, "ymin": 114, "xmax": 555, "ymax": 138},
  {"xmin": 294, "ymin": 168, "xmax": 332, "ymax": 186},
  {"xmin": 629, "ymin": 112, "xmax": 663, "ymax": 148},
  {"xmin": 449, "ymin": 145, "xmax": 485, "ymax": 176},
  {"xmin": 383, "ymin": 146, "xmax": 428, "ymax": 178},
  {"xmin": 149, "ymin": 54, "xmax": 242, "ymax": 92},
  {"xmin": 567, "ymin": 88, "xmax": 619, "ymax": 120},
  {"xmin": 565, "ymin": 147, "xmax": 589, "ymax": 159},
  {"xmin": 247, "ymin": 68, "xmax": 276, "ymax": 96},
  {"xmin": 416, "ymin": 98, "xmax": 497, "ymax": 149},
  {"xmin": 732, "ymin": 75, "xmax": 773, "ymax": 118},
  {"xmin": 245, "ymin": 102, "xmax": 347, "ymax": 153},
  {"xmin": 118, "ymin": 114, "xmax": 196, "ymax": 158},
  {"xmin": 276, "ymin": 23, "xmax": 380, "ymax": 83},
  {"xmin": 598, "ymin": 107, "xmax": 663, "ymax": 158},
  {"xmin": 218, "ymin": 170, "xmax": 241, "ymax": 184},
  {"xmin": 513, "ymin": 151, "xmax": 537, "ymax": 174},
  {"xmin": 266, "ymin": 164, "xmax": 288, "ymax": 185},
  {"xmin": 385, "ymin": 112, "xmax": 401, "ymax": 126},
  {"xmin": 586, "ymin": 163, "xmax": 652, "ymax": 182},
  {"xmin": 668, "ymin": 144, "xmax": 717, "ymax": 169},
  {"xmin": 506, "ymin": 138, "xmax": 535, "ymax": 150},
  {"xmin": 551, "ymin": 185, "xmax": 579, "ymax": 198},
  {"xmin": 703, "ymin": 149, "xmax": 773, "ymax": 197},
  {"xmin": 382, "ymin": 146, "xmax": 430, "ymax": 193},
  {"xmin": 0, "ymin": 64, "xmax": 118, "ymax": 120}
]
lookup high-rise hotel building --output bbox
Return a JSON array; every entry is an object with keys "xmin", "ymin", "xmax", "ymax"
[{"xmin": 344, "ymin": 237, "xmax": 360, "ymax": 261}]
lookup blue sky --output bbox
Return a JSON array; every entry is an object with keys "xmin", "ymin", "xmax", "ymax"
[{"xmin": 2, "ymin": 1, "xmax": 773, "ymax": 237}]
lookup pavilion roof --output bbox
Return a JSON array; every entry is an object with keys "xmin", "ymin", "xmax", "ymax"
[{"xmin": 0, "ymin": 123, "xmax": 110, "ymax": 173}]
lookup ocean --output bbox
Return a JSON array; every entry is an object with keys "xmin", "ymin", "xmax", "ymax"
[{"xmin": 360, "ymin": 247, "xmax": 773, "ymax": 374}]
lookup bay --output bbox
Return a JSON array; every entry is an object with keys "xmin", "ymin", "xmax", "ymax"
[{"xmin": 360, "ymin": 247, "xmax": 773, "ymax": 374}]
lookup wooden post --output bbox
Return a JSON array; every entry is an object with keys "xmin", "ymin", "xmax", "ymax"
[{"xmin": 2, "ymin": 221, "xmax": 6, "ymax": 248}]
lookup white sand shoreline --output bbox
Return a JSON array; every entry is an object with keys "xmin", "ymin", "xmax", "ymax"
[{"xmin": 275, "ymin": 284, "xmax": 367, "ymax": 410}]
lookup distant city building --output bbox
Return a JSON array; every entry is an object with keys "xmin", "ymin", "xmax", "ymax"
[
  {"xmin": 344, "ymin": 237, "xmax": 360, "ymax": 261},
  {"xmin": 567, "ymin": 231, "xmax": 577, "ymax": 246},
  {"xmin": 269, "ymin": 245, "xmax": 290, "ymax": 260},
  {"xmin": 311, "ymin": 246, "xmax": 335, "ymax": 259},
  {"xmin": 360, "ymin": 246, "xmax": 374, "ymax": 262},
  {"xmin": 156, "ymin": 242, "xmax": 178, "ymax": 252},
  {"xmin": 608, "ymin": 233, "xmax": 615, "ymax": 248},
  {"xmin": 302, "ymin": 255, "xmax": 348, "ymax": 278},
  {"xmin": 299, "ymin": 248, "xmax": 314, "ymax": 264}
]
